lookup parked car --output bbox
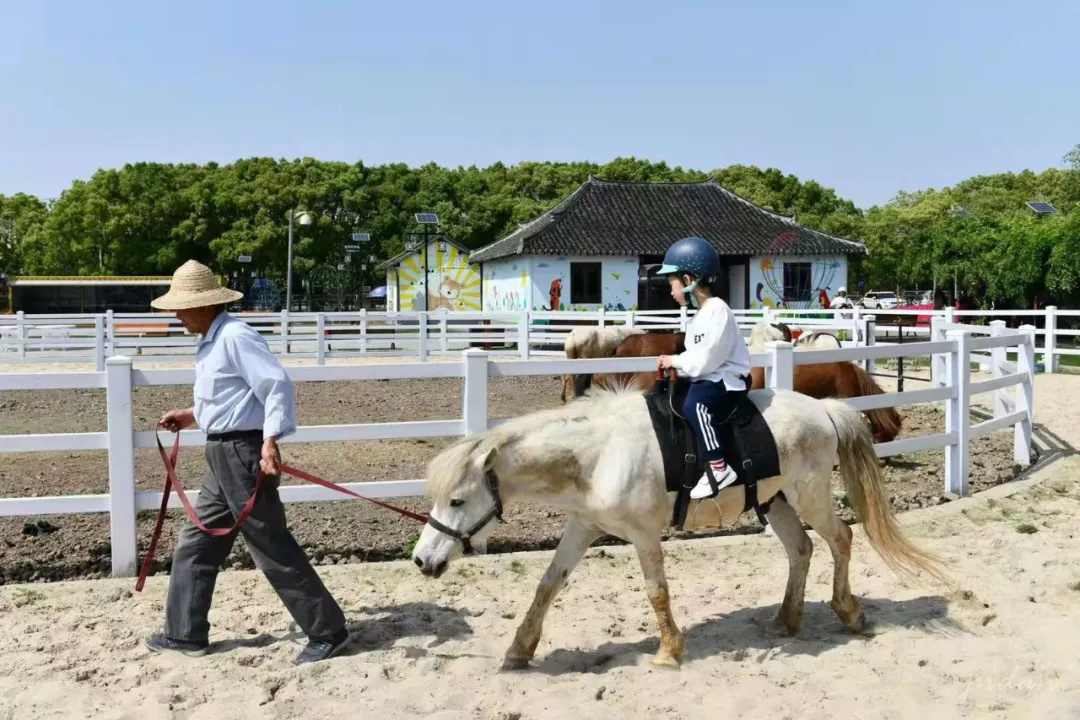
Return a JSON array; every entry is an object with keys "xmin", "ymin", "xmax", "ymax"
[{"xmin": 858, "ymin": 291, "xmax": 899, "ymax": 309}]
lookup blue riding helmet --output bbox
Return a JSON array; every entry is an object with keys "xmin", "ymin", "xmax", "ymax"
[{"xmin": 657, "ymin": 236, "xmax": 720, "ymax": 307}]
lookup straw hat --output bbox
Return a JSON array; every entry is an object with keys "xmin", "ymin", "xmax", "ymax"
[{"xmin": 150, "ymin": 260, "xmax": 244, "ymax": 311}]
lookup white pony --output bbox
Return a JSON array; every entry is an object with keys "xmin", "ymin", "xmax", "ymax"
[
  {"xmin": 412, "ymin": 385, "xmax": 946, "ymax": 669},
  {"xmin": 560, "ymin": 325, "xmax": 645, "ymax": 402},
  {"xmin": 748, "ymin": 321, "xmax": 842, "ymax": 353}
]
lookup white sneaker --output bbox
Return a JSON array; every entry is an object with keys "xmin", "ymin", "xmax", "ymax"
[{"xmin": 690, "ymin": 463, "xmax": 739, "ymax": 500}]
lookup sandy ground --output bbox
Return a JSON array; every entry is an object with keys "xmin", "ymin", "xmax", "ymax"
[{"xmin": 0, "ymin": 374, "xmax": 1077, "ymax": 719}]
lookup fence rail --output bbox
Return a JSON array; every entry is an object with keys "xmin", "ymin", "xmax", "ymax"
[
  {"xmin": 0, "ymin": 324, "xmax": 1037, "ymax": 578},
  {"xmin": 1, "ymin": 305, "xmax": 1073, "ymax": 372}
]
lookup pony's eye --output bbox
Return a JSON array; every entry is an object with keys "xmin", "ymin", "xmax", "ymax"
[{"xmin": 450, "ymin": 499, "xmax": 465, "ymax": 508}]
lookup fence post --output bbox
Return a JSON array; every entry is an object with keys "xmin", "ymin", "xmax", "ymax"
[
  {"xmin": 359, "ymin": 309, "xmax": 368, "ymax": 355},
  {"xmin": 767, "ymin": 341, "xmax": 794, "ymax": 390},
  {"xmin": 106, "ymin": 356, "xmax": 137, "ymax": 576},
  {"xmin": 316, "ymin": 313, "xmax": 326, "ymax": 365},
  {"xmin": 518, "ymin": 311, "xmax": 531, "ymax": 359},
  {"xmin": 16, "ymin": 311, "xmax": 26, "ymax": 359},
  {"xmin": 280, "ymin": 309, "xmax": 290, "ymax": 355},
  {"xmin": 930, "ymin": 316, "xmax": 947, "ymax": 388},
  {"xmin": 439, "ymin": 311, "xmax": 449, "ymax": 355},
  {"xmin": 462, "ymin": 349, "xmax": 489, "ymax": 434},
  {"xmin": 944, "ymin": 306, "xmax": 955, "ymax": 326},
  {"xmin": 418, "ymin": 312, "xmax": 428, "ymax": 361},
  {"xmin": 679, "ymin": 305, "xmax": 689, "ymax": 332},
  {"xmin": 1015, "ymin": 325, "xmax": 1036, "ymax": 467},
  {"xmin": 105, "ymin": 310, "xmax": 115, "ymax": 357},
  {"xmin": 94, "ymin": 315, "xmax": 106, "ymax": 371},
  {"xmin": 1044, "ymin": 305, "xmax": 1057, "ymax": 373},
  {"xmin": 989, "ymin": 321, "xmax": 1007, "ymax": 417},
  {"xmin": 626, "ymin": 311, "xmax": 635, "ymax": 329},
  {"xmin": 598, "ymin": 306, "xmax": 606, "ymax": 328},
  {"xmin": 944, "ymin": 330, "xmax": 971, "ymax": 497},
  {"xmin": 862, "ymin": 315, "xmax": 876, "ymax": 375}
]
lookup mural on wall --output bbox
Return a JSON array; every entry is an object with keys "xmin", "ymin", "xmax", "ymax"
[
  {"xmin": 529, "ymin": 256, "xmax": 639, "ymax": 311},
  {"xmin": 483, "ymin": 258, "xmax": 529, "ymax": 312},
  {"xmin": 396, "ymin": 242, "xmax": 482, "ymax": 311},
  {"xmin": 749, "ymin": 254, "xmax": 846, "ymax": 310}
]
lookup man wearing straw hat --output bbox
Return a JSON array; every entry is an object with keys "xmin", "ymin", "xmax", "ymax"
[{"xmin": 143, "ymin": 260, "xmax": 350, "ymax": 665}]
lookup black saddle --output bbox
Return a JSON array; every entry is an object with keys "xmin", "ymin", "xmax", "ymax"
[{"xmin": 644, "ymin": 374, "xmax": 783, "ymax": 530}]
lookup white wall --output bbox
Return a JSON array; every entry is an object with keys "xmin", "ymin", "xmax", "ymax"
[
  {"xmin": 748, "ymin": 255, "xmax": 848, "ymax": 310},
  {"xmin": 528, "ymin": 256, "xmax": 640, "ymax": 311},
  {"xmin": 482, "ymin": 257, "xmax": 530, "ymax": 312}
]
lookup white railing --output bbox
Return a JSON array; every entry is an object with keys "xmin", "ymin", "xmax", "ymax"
[
  {"xmin": 1, "ymin": 306, "xmax": 1073, "ymax": 371},
  {"xmin": 0, "ymin": 326, "xmax": 1036, "ymax": 578}
]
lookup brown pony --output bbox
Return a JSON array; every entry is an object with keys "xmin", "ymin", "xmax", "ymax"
[{"xmin": 576, "ymin": 328, "xmax": 902, "ymax": 444}]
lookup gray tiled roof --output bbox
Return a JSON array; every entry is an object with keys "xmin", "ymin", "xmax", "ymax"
[{"xmin": 468, "ymin": 177, "xmax": 866, "ymax": 263}]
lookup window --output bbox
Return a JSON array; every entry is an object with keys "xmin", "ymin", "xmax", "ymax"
[
  {"xmin": 782, "ymin": 262, "xmax": 812, "ymax": 303},
  {"xmin": 570, "ymin": 262, "xmax": 602, "ymax": 304}
]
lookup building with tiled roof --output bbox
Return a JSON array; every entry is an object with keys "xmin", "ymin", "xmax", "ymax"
[{"xmin": 471, "ymin": 176, "xmax": 866, "ymax": 312}]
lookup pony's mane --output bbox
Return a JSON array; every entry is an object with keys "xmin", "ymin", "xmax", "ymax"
[
  {"xmin": 425, "ymin": 389, "xmax": 640, "ymax": 503},
  {"xmin": 749, "ymin": 322, "xmax": 789, "ymax": 352}
]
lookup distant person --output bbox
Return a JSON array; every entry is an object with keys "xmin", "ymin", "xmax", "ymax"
[
  {"xmin": 830, "ymin": 287, "xmax": 854, "ymax": 310},
  {"xmin": 144, "ymin": 260, "xmax": 350, "ymax": 665}
]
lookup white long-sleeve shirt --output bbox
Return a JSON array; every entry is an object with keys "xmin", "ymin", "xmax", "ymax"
[
  {"xmin": 193, "ymin": 313, "xmax": 297, "ymax": 440},
  {"xmin": 671, "ymin": 297, "xmax": 752, "ymax": 391}
]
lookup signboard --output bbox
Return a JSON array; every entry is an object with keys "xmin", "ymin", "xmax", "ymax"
[
  {"xmin": 344, "ymin": 245, "xmax": 360, "ymax": 252},
  {"xmin": 238, "ymin": 255, "xmax": 252, "ymax": 263}
]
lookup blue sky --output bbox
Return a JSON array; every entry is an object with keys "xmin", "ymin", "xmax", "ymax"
[{"xmin": 2, "ymin": 0, "xmax": 1077, "ymax": 208}]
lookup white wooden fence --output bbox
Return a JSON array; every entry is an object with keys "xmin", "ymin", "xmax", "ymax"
[
  {"xmin": 0, "ymin": 325, "xmax": 1036, "ymax": 578},
  {"xmin": 2, "ymin": 305, "xmax": 1072, "ymax": 371}
]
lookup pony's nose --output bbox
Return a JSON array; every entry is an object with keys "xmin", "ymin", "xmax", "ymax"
[{"xmin": 414, "ymin": 556, "xmax": 427, "ymax": 572}]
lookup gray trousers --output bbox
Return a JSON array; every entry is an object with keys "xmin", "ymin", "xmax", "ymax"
[{"xmin": 164, "ymin": 433, "xmax": 345, "ymax": 642}]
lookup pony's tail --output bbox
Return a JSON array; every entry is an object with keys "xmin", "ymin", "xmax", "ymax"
[
  {"xmin": 851, "ymin": 364, "xmax": 903, "ymax": 443},
  {"xmin": 824, "ymin": 399, "xmax": 950, "ymax": 586}
]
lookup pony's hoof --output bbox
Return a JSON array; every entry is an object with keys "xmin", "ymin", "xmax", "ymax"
[
  {"xmin": 501, "ymin": 655, "xmax": 531, "ymax": 671},
  {"xmin": 843, "ymin": 613, "xmax": 871, "ymax": 635},
  {"xmin": 771, "ymin": 615, "xmax": 802, "ymax": 637},
  {"xmin": 651, "ymin": 651, "xmax": 681, "ymax": 669}
]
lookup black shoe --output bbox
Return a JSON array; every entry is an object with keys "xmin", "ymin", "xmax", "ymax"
[
  {"xmin": 294, "ymin": 628, "xmax": 351, "ymax": 665},
  {"xmin": 145, "ymin": 633, "xmax": 209, "ymax": 657}
]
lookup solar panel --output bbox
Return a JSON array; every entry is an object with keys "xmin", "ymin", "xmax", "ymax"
[
  {"xmin": 1026, "ymin": 202, "xmax": 1056, "ymax": 215},
  {"xmin": 948, "ymin": 205, "xmax": 971, "ymax": 218},
  {"xmin": 415, "ymin": 212, "xmax": 439, "ymax": 224},
  {"xmin": 351, "ymin": 232, "xmax": 371, "ymax": 243}
]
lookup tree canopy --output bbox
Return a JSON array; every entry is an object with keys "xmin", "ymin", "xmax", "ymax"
[{"xmin": 3, "ymin": 146, "xmax": 1079, "ymax": 308}]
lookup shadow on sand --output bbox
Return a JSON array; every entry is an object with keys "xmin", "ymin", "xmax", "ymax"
[
  {"xmin": 523, "ymin": 594, "xmax": 960, "ymax": 676},
  {"xmin": 204, "ymin": 601, "xmax": 474, "ymax": 657}
]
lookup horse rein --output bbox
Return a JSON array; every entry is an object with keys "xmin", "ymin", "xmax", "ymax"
[{"xmin": 423, "ymin": 469, "xmax": 505, "ymax": 555}]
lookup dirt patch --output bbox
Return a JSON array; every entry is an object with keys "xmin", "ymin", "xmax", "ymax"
[{"xmin": 0, "ymin": 377, "xmax": 1020, "ymax": 584}]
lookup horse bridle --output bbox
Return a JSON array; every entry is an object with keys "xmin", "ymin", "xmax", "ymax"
[{"xmin": 424, "ymin": 469, "xmax": 504, "ymax": 554}]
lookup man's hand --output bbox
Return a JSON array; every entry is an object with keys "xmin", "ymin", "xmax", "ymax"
[
  {"xmin": 261, "ymin": 438, "xmax": 282, "ymax": 476},
  {"xmin": 158, "ymin": 408, "xmax": 196, "ymax": 432},
  {"xmin": 657, "ymin": 355, "xmax": 676, "ymax": 370}
]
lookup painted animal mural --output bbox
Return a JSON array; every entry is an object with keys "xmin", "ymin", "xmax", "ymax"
[
  {"xmin": 543, "ymin": 279, "xmax": 563, "ymax": 311},
  {"xmin": 430, "ymin": 277, "xmax": 466, "ymax": 311}
]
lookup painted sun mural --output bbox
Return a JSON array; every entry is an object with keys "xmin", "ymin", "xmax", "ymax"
[{"xmin": 397, "ymin": 243, "xmax": 483, "ymax": 311}]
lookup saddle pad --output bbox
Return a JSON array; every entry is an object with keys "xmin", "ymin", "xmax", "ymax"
[{"xmin": 644, "ymin": 378, "xmax": 782, "ymax": 495}]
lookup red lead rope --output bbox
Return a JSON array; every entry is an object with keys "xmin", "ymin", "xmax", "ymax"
[{"xmin": 134, "ymin": 431, "xmax": 429, "ymax": 592}]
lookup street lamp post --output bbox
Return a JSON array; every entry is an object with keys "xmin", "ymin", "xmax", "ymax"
[{"xmin": 285, "ymin": 208, "xmax": 313, "ymax": 311}]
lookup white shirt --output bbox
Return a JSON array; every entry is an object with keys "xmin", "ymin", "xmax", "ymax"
[
  {"xmin": 830, "ymin": 296, "xmax": 853, "ymax": 309},
  {"xmin": 671, "ymin": 297, "xmax": 752, "ymax": 391},
  {"xmin": 194, "ymin": 313, "xmax": 297, "ymax": 439}
]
